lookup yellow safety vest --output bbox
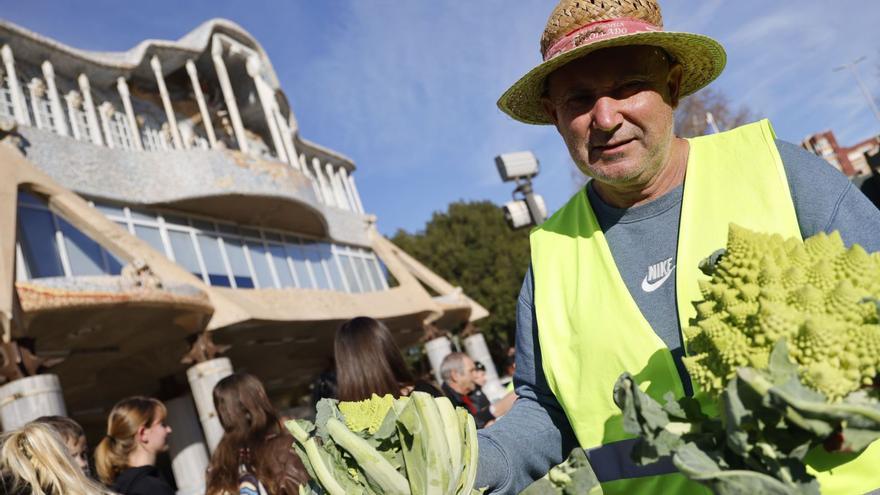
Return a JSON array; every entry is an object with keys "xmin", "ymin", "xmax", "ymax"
[{"xmin": 530, "ymin": 120, "xmax": 880, "ymax": 494}]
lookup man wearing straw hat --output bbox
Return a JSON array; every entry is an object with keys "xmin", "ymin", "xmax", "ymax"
[{"xmin": 476, "ymin": 0, "xmax": 880, "ymax": 494}]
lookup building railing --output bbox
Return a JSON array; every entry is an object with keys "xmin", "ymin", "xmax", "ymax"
[
  {"xmin": 15, "ymin": 191, "xmax": 388, "ymax": 293},
  {"xmin": 0, "ymin": 41, "xmax": 366, "ymax": 215}
]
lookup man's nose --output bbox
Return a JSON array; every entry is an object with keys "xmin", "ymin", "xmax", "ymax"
[{"xmin": 591, "ymin": 95, "xmax": 623, "ymax": 133}]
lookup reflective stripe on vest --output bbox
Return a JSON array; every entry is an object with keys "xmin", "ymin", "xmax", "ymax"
[{"xmin": 530, "ymin": 120, "xmax": 880, "ymax": 494}]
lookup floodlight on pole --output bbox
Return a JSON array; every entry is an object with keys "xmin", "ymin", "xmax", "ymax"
[
  {"xmin": 495, "ymin": 151, "xmax": 547, "ymax": 229},
  {"xmin": 833, "ymin": 56, "xmax": 880, "ymax": 124}
]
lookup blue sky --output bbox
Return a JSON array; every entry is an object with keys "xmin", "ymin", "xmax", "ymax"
[{"xmin": 5, "ymin": 1, "xmax": 880, "ymax": 236}]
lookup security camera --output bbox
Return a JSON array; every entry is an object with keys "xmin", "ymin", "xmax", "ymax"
[
  {"xmin": 495, "ymin": 151, "xmax": 539, "ymax": 182},
  {"xmin": 503, "ymin": 194, "xmax": 547, "ymax": 229}
]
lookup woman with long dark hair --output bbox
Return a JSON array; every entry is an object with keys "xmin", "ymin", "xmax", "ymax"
[
  {"xmin": 205, "ymin": 372, "xmax": 308, "ymax": 495},
  {"xmin": 335, "ymin": 316, "xmax": 441, "ymax": 401}
]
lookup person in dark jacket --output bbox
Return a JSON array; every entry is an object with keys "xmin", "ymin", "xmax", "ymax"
[
  {"xmin": 94, "ymin": 396, "xmax": 174, "ymax": 495},
  {"xmin": 441, "ymin": 353, "xmax": 494, "ymax": 428}
]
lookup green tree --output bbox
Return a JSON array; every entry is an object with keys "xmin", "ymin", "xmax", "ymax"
[{"xmin": 391, "ymin": 201, "xmax": 530, "ymax": 352}]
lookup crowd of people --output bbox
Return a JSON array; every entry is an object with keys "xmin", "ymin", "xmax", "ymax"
[{"xmin": 0, "ymin": 316, "xmax": 513, "ymax": 494}]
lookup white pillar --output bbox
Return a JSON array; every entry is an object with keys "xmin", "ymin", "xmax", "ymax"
[
  {"xmin": 185, "ymin": 59, "xmax": 217, "ymax": 149},
  {"xmin": 150, "ymin": 56, "xmax": 184, "ymax": 149},
  {"xmin": 347, "ymin": 173, "xmax": 366, "ymax": 214},
  {"xmin": 116, "ymin": 77, "xmax": 143, "ymax": 150},
  {"xmin": 211, "ymin": 36, "xmax": 248, "ymax": 153},
  {"xmin": 185, "ymin": 357, "xmax": 233, "ymax": 453},
  {"xmin": 274, "ymin": 107, "xmax": 299, "ymax": 169},
  {"xmin": 425, "ymin": 336, "xmax": 453, "ymax": 386},
  {"xmin": 41, "ymin": 61, "xmax": 68, "ymax": 136},
  {"xmin": 1, "ymin": 45, "xmax": 30, "ymax": 126},
  {"xmin": 463, "ymin": 333, "xmax": 506, "ymax": 402},
  {"xmin": 312, "ymin": 159, "xmax": 337, "ymax": 208},
  {"xmin": 300, "ymin": 154, "xmax": 324, "ymax": 202},
  {"xmin": 77, "ymin": 74, "xmax": 103, "ymax": 146},
  {"xmin": 26, "ymin": 78, "xmax": 46, "ymax": 130},
  {"xmin": 326, "ymin": 163, "xmax": 350, "ymax": 210},
  {"xmin": 63, "ymin": 91, "xmax": 82, "ymax": 141},
  {"xmin": 247, "ymin": 57, "xmax": 288, "ymax": 163},
  {"xmin": 0, "ymin": 374, "xmax": 66, "ymax": 431},
  {"xmin": 97, "ymin": 102, "xmax": 115, "ymax": 149},
  {"xmin": 340, "ymin": 168, "xmax": 359, "ymax": 214},
  {"xmin": 165, "ymin": 395, "xmax": 209, "ymax": 495}
]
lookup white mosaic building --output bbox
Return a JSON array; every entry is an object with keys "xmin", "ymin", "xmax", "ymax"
[{"xmin": 0, "ymin": 18, "xmax": 492, "ymax": 493}]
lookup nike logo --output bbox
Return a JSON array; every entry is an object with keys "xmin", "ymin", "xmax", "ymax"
[{"xmin": 641, "ymin": 257, "xmax": 675, "ymax": 293}]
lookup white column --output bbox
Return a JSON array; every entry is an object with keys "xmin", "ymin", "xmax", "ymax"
[
  {"xmin": 98, "ymin": 102, "xmax": 115, "ymax": 149},
  {"xmin": 116, "ymin": 77, "xmax": 143, "ymax": 150},
  {"xmin": 77, "ymin": 74, "xmax": 103, "ymax": 146},
  {"xmin": 0, "ymin": 375, "xmax": 66, "ymax": 431},
  {"xmin": 185, "ymin": 59, "xmax": 217, "ymax": 149},
  {"xmin": 425, "ymin": 336, "xmax": 453, "ymax": 386},
  {"xmin": 247, "ymin": 57, "xmax": 288, "ymax": 163},
  {"xmin": 41, "ymin": 61, "xmax": 68, "ymax": 136},
  {"xmin": 347, "ymin": 173, "xmax": 366, "ymax": 214},
  {"xmin": 326, "ymin": 163, "xmax": 350, "ymax": 210},
  {"xmin": 300, "ymin": 154, "xmax": 323, "ymax": 202},
  {"xmin": 312, "ymin": 158, "xmax": 336, "ymax": 208},
  {"xmin": 1, "ymin": 45, "xmax": 30, "ymax": 126},
  {"xmin": 339, "ymin": 168, "xmax": 359, "ymax": 214},
  {"xmin": 274, "ymin": 107, "xmax": 299, "ymax": 169},
  {"xmin": 26, "ymin": 78, "xmax": 46, "ymax": 130},
  {"xmin": 150, "ymin": 56, "xmax": 184, "ymax": 149},
  {"xmin": 463, "ymin": 333, "xmax": 507, "ymax": 402},
  {"xmin": 63, "ymin": 91, "xmax": 82, "ymax": 141},
  {"xmin": 185, "ymin": 357, "xmax": 233, "ymax": 453},
  {"xmin": 211, "ymin": 36, "xmax": 248, "ymax": 153},
  {"xmin": 165, "ymin": 395, "xmax": 209, "ymax": 495}
]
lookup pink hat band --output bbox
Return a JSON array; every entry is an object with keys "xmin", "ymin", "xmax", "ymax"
[{"xmin": 543, "ymin": 18, "xmax": 662, "ymax": 62}]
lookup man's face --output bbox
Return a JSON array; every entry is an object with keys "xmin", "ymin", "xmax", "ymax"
[
  {"xmin": 454, "ymin": 357, "xmax": 477, "ymax": 394},
  {"xmin": 542, "ymin": 45, "xmax": 682, "ymax": 189}
]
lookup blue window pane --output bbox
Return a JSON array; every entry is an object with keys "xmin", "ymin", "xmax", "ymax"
[
  {"xmin": 58, "ymin": 217, "xmax": 106, "ymax": 276},
  {"xmin": 302, "ymin": 241, "xmax": 331, "ymax": 290},
  {"xmin": 217, "ymin": 223, "xmax": 238, "ymax": 235},
  {"xmin": 17, "ymin": 206, "xmax": 64, "ymax": 278},
  {"xmin": 192, "ymin": 220, "xmax": 215, "ymax": 232},
  {"xmin": 268, "ymin": 244, "xmax": 295, "ymax": 287},
  {"xmin": 197, "ymin": 233, "xmax": 231, "ymax": 287},
  {"xmin": 284, "ymin": 241, "xmax": 314, "ymax": 289},
  {"xmin": 240, "ymin": 227, "xmax": 260, "ymax": 239},
  {"xmin": 167, "ymin": 230, "xmax": 202, "ymax": 279},
  {"xmin": 129, "ymin": 208, "xmax": 155, "ymax": 222},
  {"xmin": 263, "ymin": 231, "xmax": 282, "ymax": 242},
  {"xmin": 104, "ymin": 249, "xmax": 123, "ymax": 275},
  {"xmin": 222, "ymin": 238, "xmax": 254, "ymax": 289},
  {"xmin": 339, "ymin": 254, "xmax": 362, "ymax": 293},
  {"xmin": 94, "ymin": 202, "xmax": 125, "ymax": 218},
  {"xmin": 133, "ymin": 225, "xmax": 166, "ymax": 257},
  {"xmin": 325, "ymin": 247, "xmax": 346, "ymax": 291},
  {"xmin": 163, "ymin": 215, "xmax": 189, "ymax": 227},
  {"xmin": 18, "ymin": 191, "xmax": 44, "ymax": 206},
  {"xmin": 354, "ymin": 256, "xmax": 375, "ymax": 291},
  {"xmin": 368, "ymin": 256, "xmax": 387, "ymax": 290},
  {"xmin": 246, "ymin": 241, "xmax": 276, "ymax": 288}
]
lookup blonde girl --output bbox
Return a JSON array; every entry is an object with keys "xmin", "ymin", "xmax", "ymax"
[{"xmin": 0, "ymin": 422, "xmax": 112, "ymax": 495}]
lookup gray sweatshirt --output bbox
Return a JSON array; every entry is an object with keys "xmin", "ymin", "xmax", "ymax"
[{"xmin": 476, "ymin": 140, "xmax": 880, "ymax": 494}]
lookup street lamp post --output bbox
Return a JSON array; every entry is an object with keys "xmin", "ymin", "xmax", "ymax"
[{"xmin": 833, "ymin": 56, "xmax": 880, "ymax": 124}]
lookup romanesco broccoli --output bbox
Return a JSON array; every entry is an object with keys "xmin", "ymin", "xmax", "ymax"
[
  {"xmin": 683, "ymin": 224, "xmax": 880, "ymax": 400},
  {"xmin": 337, "ymin": 393, "xmax": 394, "ymax": 434}
]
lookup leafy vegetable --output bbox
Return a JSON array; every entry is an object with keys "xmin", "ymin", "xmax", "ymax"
[
  {"xmin": 520, "ymin": 448, "xmax": 603, "ymax": 495},
  {"xmin": 613, "ymin": 225, "xmax": 880, "ymax": 494},
  {"xmin": 287, "ymin": 392, "xmax": 482, "ymax": 495}
]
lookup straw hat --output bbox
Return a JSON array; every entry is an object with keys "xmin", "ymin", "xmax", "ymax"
[{"xmin": 498, "ymin": 0, "xmax": 727, "ymax": 125}]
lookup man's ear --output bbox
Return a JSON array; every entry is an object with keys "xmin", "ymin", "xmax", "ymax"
[{"xmin": 667, "ymin": 63, "xmax": 683, "ymax": 108}]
